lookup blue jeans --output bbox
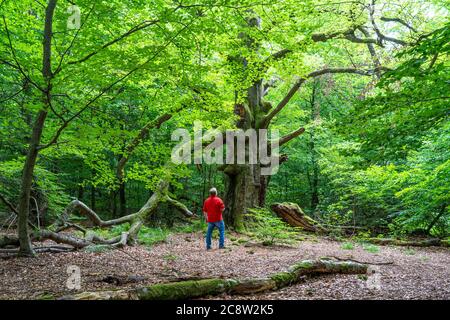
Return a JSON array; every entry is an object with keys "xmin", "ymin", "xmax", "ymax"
[{"xmin": 206, "ymin": 220, "xmax": 225, "ymax": 249}]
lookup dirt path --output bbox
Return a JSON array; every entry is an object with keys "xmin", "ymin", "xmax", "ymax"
[{"xmin": 0, "ymin": 232, "xmax": 448, "ymax": 299}]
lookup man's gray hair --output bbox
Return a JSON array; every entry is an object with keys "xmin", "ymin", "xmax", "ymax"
[{"xmin": 209, "ymin": 187, "xmax": 217, "ymax": 196}]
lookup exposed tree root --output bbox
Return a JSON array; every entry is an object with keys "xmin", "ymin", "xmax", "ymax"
[{"xmin": 59, "ymin": 259, "xmax": 368, "ymax": 300}]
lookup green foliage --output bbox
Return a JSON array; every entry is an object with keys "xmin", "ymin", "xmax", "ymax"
[
  {"xmin": 138, "ymin": 226, "xmax": 171, "ymax": 247},
  {"xmin": 341, "ymin": 242, "xmax": 355, "ymax": 250},
  {"xmin": 174, "ymin": 219, "xmax": 207, "ymax": 233},
  {"xmin": 92, "ymin": 223, "xmax": 171, "ymax": 247},
  {"xmin": 84, "ymin": 245, "xmax": 113, "ymax": 253},
  {"xmin": 404, "ymin": 249, "xmax": 416, "ymax": 256},
  {"xmin": 362, "ymin": 243, "xmax": 380, "ymax": 254},
  {"xmin": 0, "ymin": 0, "xmax": 448, "ymax": 242},
  {"xmin": 246, "ymin": 208, "xmax": 299, "ymax": 246},
  {"xmin": 163, "ymin": 254, "xmax": 178, "ymax": 261},
  {"xmin": 0, "ymin": 159, "xmax": 70, "ymax": 220}
]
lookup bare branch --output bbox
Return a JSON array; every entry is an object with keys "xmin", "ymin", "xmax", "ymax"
[
  {"xmin": 265, "ymin": 48, "xmax": 292, "ymax": 62},
  {"xmin": 278, "ymin": 127, "xmax": 305, "ymax": 146},
  {"xmin": 0, "ymin": 193, "xmax": 17, "ymax": 214},
  {"xmin": 357, "ymin": 26, "xmax": 382, "ymax": 79},
  {"xmin": 38, "ymin": 22, "xmax": 194, "ymax": 150},
  {"xmin": 54, "ymin": 200, "xmax": 140, "ymax": 228},
  {"xmin": 380, "ymin": 16, "xmax": 417, "ymax": 33},
  {"xmin": 369, "ymin": 0, "xmax": 408, "ymax": 46},
  {"xmin": 2, "ymin": 16, "xmax": 44, "ymax": 92},
  {"xmin": 53, "ymin": 4, "xmax": 96, "ymax": 75},
  {"xmin": 261, "ymin": 67, "xmax": 375, "ymax": 127},
  {"xmin": 312, "ymin": 28, "xmax": 379, "ymax": 45},
  {"xmin": 165, "ymin": 196, "xmax": 194, "ymax": 217},
  {"xmin": 67, "ymin": 19, "xmax": 159, "ymax": 65},
  {"xmin": 116, "ymin": 112, "xmax": 175, "ymax": 180}
]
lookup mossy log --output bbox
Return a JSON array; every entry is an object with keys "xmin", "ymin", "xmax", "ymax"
[
  {"xmin": 270, "ymin": 202, "xmax": 327, "ymax": 233},
  {"xmin": 60, "ymin": 259, "xmax": 367, "ymax": 300},
  {"xmin": 365, "ymin": 237, "xmax": 449, "ymax": 247},
  {"xmin": 0, "ymin": 234, "xmax": 19, "ymax": 248}
]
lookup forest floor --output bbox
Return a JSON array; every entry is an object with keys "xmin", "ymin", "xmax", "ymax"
[{"xmin": 0, "ymin": 231, "xmax": 449, "ymax": 300}]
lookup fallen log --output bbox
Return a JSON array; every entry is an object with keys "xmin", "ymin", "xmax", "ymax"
[
  {"xmin": 364, "ymin": 237, "xmax": 449, "ymax": 247},
  {"xmin": 59, "ymin": 259, "xmax": 367, "ymax": 300},
  {"xmin": 99, "ymin": 275, "xmax": 148, "ymax": 286},
  {"xmin": 270, "ymin": 202, "xmax": 327, "ymax": 233},
  {"xmin": 0, "ymin": 234, "xmax": 19, "ymax": 248},
  {"xmin": 0, "ymin": 245, "xmax": 75, "ymax": 254}
]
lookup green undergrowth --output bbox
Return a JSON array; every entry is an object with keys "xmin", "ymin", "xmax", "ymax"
[
  {"xmin": 84, "ymin": 218, "xmax": 207, "ymax": 248},
  {"xmin": 89, "ymin": 223, "xmax": 171, "ymax": 247}
]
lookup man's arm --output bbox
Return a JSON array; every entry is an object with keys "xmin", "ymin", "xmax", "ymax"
[{"xmin": 203, "ymin": 201, "xmax": 208, "ymax": 222}]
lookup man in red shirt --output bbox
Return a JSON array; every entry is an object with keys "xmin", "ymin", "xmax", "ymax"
[{"xmin": 203, "ymin": 187, "xmax": 226, "ymax": 250}]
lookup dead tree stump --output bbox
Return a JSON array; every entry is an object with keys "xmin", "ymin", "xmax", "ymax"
[{"xmin": 270, "ymin": 202, "xmax": 326, "ymax": 233}]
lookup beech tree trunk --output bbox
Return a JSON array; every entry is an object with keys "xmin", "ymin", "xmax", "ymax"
[
  {"xmin": 220, "ymin": 13, "xmax": 305, "ymax": 229},
  {"xmin": 17, "ymin": 0, "xmax": 58, "ymax": 256},
  {"xmin": 17, "ymin": 111, "xmax": 47, "ymax": 256},
  {"xmin": 222, "ymin": 15, "xmax": 272, "ymax": 229},
  {"xmin": 308, "ymin": 81, "xmax": 320, "ymax": 211},
  {"xmin": 118, "ymin": 181, "xmax": 126, "ymax": 216},
  {"xmin": 224, "ymin": 165, "xmax": 262, "ymax": 230}
]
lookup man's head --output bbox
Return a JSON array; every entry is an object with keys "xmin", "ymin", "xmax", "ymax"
[{"xmin": 209, "ymin": 187, "xmax": 217, "ymax": 196}]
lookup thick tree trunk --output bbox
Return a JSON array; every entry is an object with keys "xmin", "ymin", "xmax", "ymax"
[
  {"xmin": 222, "ymin": 14, "xmax": 265, "ymax": 229},
  {"xmin": 224, "ymin": 165, "xmax": 261, "ymax": 230},
  {"xmin": 221, "ymin": 13, "xmax": 305, "ymax": 228},
  {"xmin": 59, "ymin": 259, "xmax": 368, "ymax": 300}
]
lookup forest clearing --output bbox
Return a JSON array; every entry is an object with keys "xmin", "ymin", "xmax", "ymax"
[
  {"xmin": 1, "ymin": 231, "xmax": 449, "ymax": 300},
  {"xmin": 0, "ymin": 0, "xmax": 449, "ymax": 304}
]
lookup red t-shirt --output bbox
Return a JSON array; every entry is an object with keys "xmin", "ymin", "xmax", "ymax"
[{"xmin": 203, "ymin": 195, "xmax": 225, "ymax": 223}]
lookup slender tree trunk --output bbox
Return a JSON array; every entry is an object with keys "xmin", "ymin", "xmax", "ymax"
[
  {"xmin": 17, "ymin": 111, "xmax": 48, "ymax": 256},
  {"xmin": 90, "ymin": 185, "xmax": 96, "ymax": 212},
  {"xmin": 78, "ymin": 185, "xmax": 84, "ymax": 200},
  {"xmin": 17, "ymin": 0, "xmax": 58, "ymax": 256},
  {"xmin": 110, "ymin": 190, "xmax": 117, "ymax": 217},
  {"xmin": 119, "ymin": 181, "xmax": 126, "ymax": 216},
  {"xmin": 258, "ymin": 175, "xmax": 270, "ymax": 206},
  {"xmin": 426, "ymin": 204, "xmax": 447, "ymax": 234},
  {"xmin": 309, "ymin": 132, "xmax": 319, "ymax": 210},
  {"xmin": 309, "ymin": 81, "xmax": 320, "ymax": 211}
]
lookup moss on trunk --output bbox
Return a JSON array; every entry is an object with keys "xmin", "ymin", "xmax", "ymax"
[
  {"xmin": 61, "ymin": 259, "xmax": 367, "ymax": 300},
  {"xmin": 136, "ymin": 279, "xmax": 237, "ymax": 300}
]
